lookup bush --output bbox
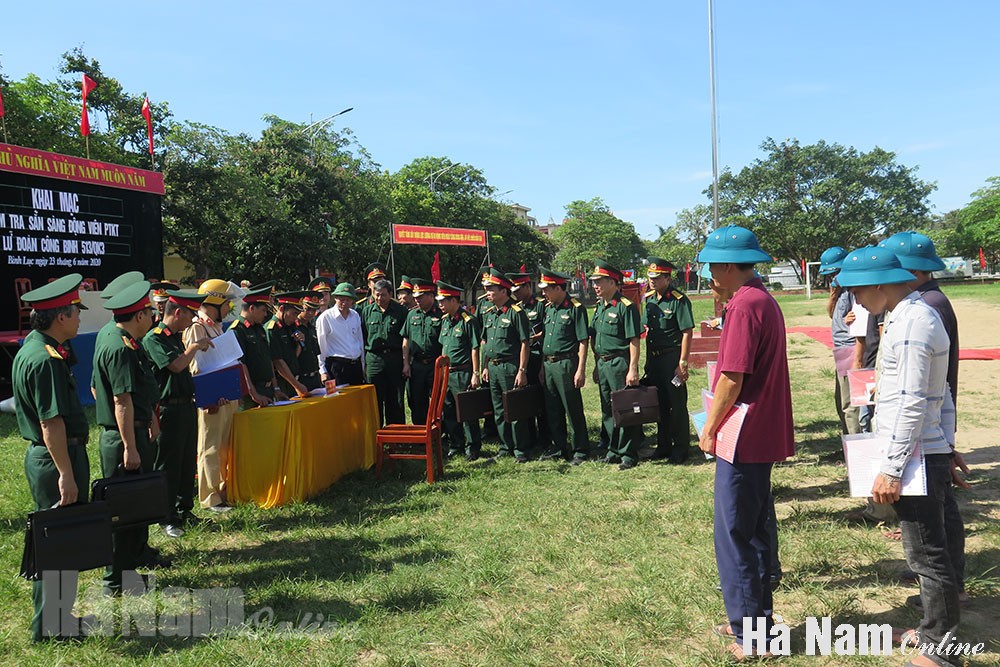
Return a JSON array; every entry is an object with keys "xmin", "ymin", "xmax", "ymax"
[{"xmin": 771, "ymin": 282, "xmax": 784, "ymax": 291}]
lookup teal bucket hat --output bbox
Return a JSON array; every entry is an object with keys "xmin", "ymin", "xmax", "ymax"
[
  {"xmin": 818, "ymin": 246, "xmax": 848, "ymax": 275},
  {"xmin": 879, "ymin": 231, "xmax": 946, "ymax": 272},
  {"xmin": 696, "ymin": 225, "xmax": 772, "ymax": 264},
  {"xmin": 331, "ymin": 282, "xmax": 357, "ymax": 299},
  {"xmin": 835, "ymin": 246, "xmax": 916, "ymax": 287}
]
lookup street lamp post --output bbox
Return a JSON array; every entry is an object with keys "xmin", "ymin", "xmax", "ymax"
[
  {"xmin": 426, "ymin": 163, "xmax": 461, "ymax": 192},
  {"xmin": 303, "ymin": 107, "xmax": 354, "ymax": 152}
]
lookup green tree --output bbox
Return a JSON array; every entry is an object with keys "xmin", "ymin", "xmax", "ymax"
[
  {"xmin": 715, "ymin": 138, "xmax": 935, "ymax": 281},
  {"xmin": 552, "ymin": 198, "xmax": 646, "ymax": 276},
  {"xmin": 956, "ymin": 177, "xmax": 1000, "ymax": 269}
]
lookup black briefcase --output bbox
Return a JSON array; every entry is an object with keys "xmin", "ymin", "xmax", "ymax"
[
  {"xmin": 611, "ymin": 385, "xmax": 660, "ymax": 427},
  {"xmin": 455, "ymin": 388, "xmax": 492, "ymax": 423},
  {"xmin": 20, "ymin": 501, "xmax": 113, "ymax": 580},
  {"xmin": 502, "ymin": 384, "xmax": 544, "ymax": 422},
  {"xmin": 91, "ymin": 468, "xmax": 170, "ymax": 530}
]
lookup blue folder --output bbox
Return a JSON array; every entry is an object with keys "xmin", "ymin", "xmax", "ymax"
[{"xmin": 192, "ymin": 364, "xmax": 242, "ymax": 409}]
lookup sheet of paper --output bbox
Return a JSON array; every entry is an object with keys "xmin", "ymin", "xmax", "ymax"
[
  {"xmin": 700, "ymin": 390, "xmax": 750, "ymax": 464},
  {"xmin": 691, "ymin": 410, "xmax": 707, "ymax": 438},
  {"xmin": 847, "ymin": 368, "xmax": 876, "ymax": 407},
  {"xmin": 848, "ymin": 303, "xmax": 870, "ymax": 338},
  {"xmin": 705, "ymin": 361, "xmax": 718, "ymax": 390},
  {"xmin": 193, "ymin": 330, "xmax": 244, "ymax": 375},
  {"xmin": 841, "ymin": 433, "xmax": 927, "ymax": 497}
]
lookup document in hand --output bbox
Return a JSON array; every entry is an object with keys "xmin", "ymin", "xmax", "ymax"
[
  {"xmin": 700, "ymin": 390, "xmax": 749, "ymax": 464},
  {"xmin": 847, "ymin": 368, "xmax": 877, "ymax": 407},
  {"xmin": 841, "ymin": 433, "xmax": 927, "ymax": 497},
  {"xmin": 848, "ymin": 303, "xmax": 869, "ymax": 337},
  {"xmin": 193, "ymin": 330, "xmax": 244, "ymax": 375}
]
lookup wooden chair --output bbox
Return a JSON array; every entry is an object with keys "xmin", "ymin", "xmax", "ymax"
[
  {"xmin": 15, "ymin": 278, "xmax": 32, "ymax": 335},
  {"xmin": 376, "ymin": 356, "xmax": 450, "ymax": 483}
]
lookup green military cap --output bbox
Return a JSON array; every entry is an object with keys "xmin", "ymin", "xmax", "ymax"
[
  {"xmin": 506, "ymin": 272, "xmax": 533, "ymax": 288},
  {"xmin": 164, "ymin": 289, "xmax": 207, "ymax": 313},
  {"xmin": 537, "ymin": 267, "xmax": 571, "ymax": 288},
  {"xmin": 249, "ymin": 281, "xmax": 276, "ymax": 294},
  {"xmin": 331, "ymin": 282, "xmax": 358, "ymax": 300},
  {"xmin": 150, "ymin": 280, "xmax": 180, "ymax": 302},
  {"xmin": 396, "ymin": 275, "xmax": 413, "ymax": 293},
  {"xmin": 589, "ymin": 259, "xmax": 623, "ymax": 282},
  {"xmin": 482, "ymin": 267, "xmax": 512, "ymax": 288},
  {"xmin": 243, "ymin": 285, "xmax": 274, "ymax": 307},
  {"xmin": 435, "ymin": 281, "xmax": 463, "ymax": 300},
  {"xmin": 308, "ymin": 276, "xmax": 334, "ymax": 292},
  {"xmin": 104, "ymin": 280, "xmax": 152, "ymax": 315},
  {"xmin": 302, "ymin": 291, "xmax": 323, "ymax": 309},
  {"xmin": 410, "ymin": 277, "xmax": 435, "ymax": 295},
  {"xmin": 364, "ymin": 263, "xmax": 387, "ymax": 281},
  {"xmin": 20, "ymin": 273, "xmax": 89, "ymax": 310},
  {"xmin": 100, "ymin": 270, "xmax": 145, "ymax": 300},
  {"xmin": 646, "ymin": 257, "xmax": 677, "ymax": 277},
  {"xmin": 274, "ymin": 290, "xmax": 314, "ymax": 311}
]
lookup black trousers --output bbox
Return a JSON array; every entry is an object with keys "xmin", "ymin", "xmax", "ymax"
[{"xmin": 325, "ymin": 356, "xmax": 365, "ymax": 386}]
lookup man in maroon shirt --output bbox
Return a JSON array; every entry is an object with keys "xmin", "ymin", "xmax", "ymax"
[{"xmin": 697, "ymin": 225, "xmax": 795, "ymax": 661}]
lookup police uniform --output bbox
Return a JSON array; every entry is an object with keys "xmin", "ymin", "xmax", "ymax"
[
  {"xmin": 480, "ymin": 268, "xmax": 532, "ymax": 459},
  {"xmin": 295, "ymin": 293, "xmax": 324, "ymax": 391},
  {"xmin": 509, "ymin": 272, "xmax": 551, "ymax": 454},
  {"xmin": 231, "ymin": 286, "xmax": 280, "ymax": 410},
  {"xmin": 643, "ymin": 258, "xmax": 695, "ymax": 462},
  {"xmin": 402, "ymin": 278, "xmax": 444, "ymax": 424},
  {"xmin": 13, "ymin": 275, "xmax": 91, "ymax": 641},
  {"xmin": 93, "ymin": 281, "xmax": 160, "ymax": 593},
  {"xmin": 538, "ymin": 268, "xmax": 591, "ymax": 462},
  {"xmin": 589, "ymin": 261, "xmax": 644, "ymax": 467},
  {"xmin": 436, "ymin": 281, "xmax": 484, "ymax": 459},
  {"xmin": 362, "ymin": 294, "xmax": 408, "ymax": 425}
]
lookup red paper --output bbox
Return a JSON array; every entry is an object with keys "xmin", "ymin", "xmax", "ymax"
[
  {"xmin": 701, "ymin": 389, "xmax": 749, "ymax": 464},
  {"xmin": 847, "ymin": 368, "xmax": 876, "ymax": 407}
]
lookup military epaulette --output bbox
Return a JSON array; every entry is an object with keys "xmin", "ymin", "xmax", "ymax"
[
  {"xmin": 265, "ymin": 320, "xmax": 276, "ymax": 330},
  {"xmin": 228, "ymin": 320, "xmax": 240, "ymax": 331},
  {"xmin": 45, "ymin": 345, "xmax": 63, "ymax": 359},
  {"xmin": 620, "ymin": 297, "xmax": 633, "ymax": 306},
  {"xmin": 644, "ymin": 290, "xmax": 656, "ymax": 299},
  {"xmin": 122, "ymin": 336, "xmax": 138, "ymax": 350},
  {"xmin": 671, "ymin": 289, "xmax": 685, "ymax": 300},
  {"xmin": 461, "ymin": 312, "xmax": 472, "ymax": 322},
  {"xmin": 571, "ymin": 298, "xmax": 582, "ymax": 308},
  {"xmin": 511, "ymin": 304, "xmax": 522, "ymax": 312},
  {"xmin": 152, "ymin": 326, "xmax": 165, "ymax": 336}
]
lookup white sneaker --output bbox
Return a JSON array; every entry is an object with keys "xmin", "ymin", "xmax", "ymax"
[{"xmin": 206, "ymin": 504, "xmax": 233, "ymax": 514}]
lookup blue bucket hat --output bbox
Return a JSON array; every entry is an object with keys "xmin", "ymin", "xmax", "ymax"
[
  {"xmin": 879, "ymin": 231, "xmax": 945, "ymax": 272},
  {"xmin": 818, "ymin": 246, "xmax": 848, "ymax": 275},
  {"xmin": 698, "ymin": 263, "xmax": 712, "ymax": 281},
  {"xmin": 697, "ymin": 225, "xmax": 772, "ymax": 264},
  {"xmin": 835, "ymin": 246, "xmax": 916, "ymax": 287}
]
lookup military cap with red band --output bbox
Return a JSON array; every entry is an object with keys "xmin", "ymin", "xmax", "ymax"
[
  {"xmin": 435, "ymin": 281, "xmax": 462, "ymax": 300},
  {"xmin": 104, "ymin": 280, "xmax": 152, "ymax": 315},
  {"xmin": 411, "ymin": 278, "xmax": 436, "ymax": 295},
  {"xmin": 506, "ymin": 272, "xmax": 532, "ymax": 287},
  {"xmin": 150, "ymin": 280, "xmax": 180, "ymax": 302},
  {"xmin": 482, "ymin": 267, "xmax": 512, "ymax": 289},
  {"xmin": 242, "ymin": 285, "xmax": 274, "ymax": 305},
  {"xmin": 364, "ymin": 262, "xmax": 387, "ymax": 281},
  {"xmin": 100, "ymin": 271, "xmax": 145, "ymax": 300},
  {"xmin": 166, "ymin": 290, "xmax": 208, "ymax": 312},
  {"xmin": 537, "ymin": 266, "xmax": 569, "ymax": 288},
  {"xmin": 396, "ymin": 275, "xmax": 413, "ymax": 292},
  {"xmin": 646, "ymin": 257, "xmax": 677, "ymax": 277},
  {"xmin": 589, "ymin": 259, "xmax": 623, "ymax": 282},
  {"xmin": 19, "ymin": 273, "xmax": 89, "ymax": 311},
  {"xmin": 308, "ymin": 276, "xmax": 334, "ymax": 293}
]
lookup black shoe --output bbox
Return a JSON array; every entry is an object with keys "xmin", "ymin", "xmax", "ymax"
[
  {"xmin": 494, "ymin": 450, "xmax": 510, "ymax": 459},
  {"xmin": 601, "ymin": 454, "xmax": 622, "ymax": 464},
  {"xmin": 649, "ymin": 449, "xmax": 671, "ymax": 460},
  {"xmin": 446, "ymin": 449, "xmax": 462, "ymax": 459},
  {"xmin": 465, "ymin": 451, "xmax": 480, "ymax": 462},
  {"xmin": 181, "ymin": 511, "xmax": 204, "ymax": 527},
  {"xmin": 514, "ymin": 455, "xmax": 530, "ymax": 464},
  {"xmin": 571, "ymin": 456, "xmax": 587, "ymax": 466},
  {"xmin": 139, "ymin": 552, "xmax": 173, "ymax": 569},
  {"xmin": 618, "ymin": 461, "xmax": 637, "ymax": 470},
  {"xmin": 538, "ymin": 449, "xmax": 563, "ymax": 461}
]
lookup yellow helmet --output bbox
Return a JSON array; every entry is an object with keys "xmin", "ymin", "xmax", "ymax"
[{"xmin": 198, "ymin": 279, "xmax": 231, "ymax": 306}]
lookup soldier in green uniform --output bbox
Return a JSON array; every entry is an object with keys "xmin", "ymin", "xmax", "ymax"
[
  {"xmin": 231, "ymin": 285, "xmax": 284, "ymax": 409},
  {"xmin": 93, "ymin": 271, "xmax": 146, "ymax": 358},
  {"xmin": 396, "ymin": 275, "xmax": 416, "ymax": 311},
  {"xmin": 13, "ymin": 274, "xmax": 91, "ymax": 641},
  {"xmin": 436, "ymin": 281, "xmax": 483, "ymax": 459},
  {"xmin": 402, "ymin": 278, "xmax": 444, "ymax": 424},
  {"xmin": 643, "ymin": 258, "xmax": 695, "ymax": 463},
  {"xmin": 355, "ymin": 263, "xmax": 386, "ymax": 316},
  {"xmin": 537, "ymin": 268, "xmax": 591, "ymax": 464},
  {"xmin": 589, "ymin": 260, "xmax": 644, "ymax": 470},
  {"xmin": 142, "ymin": 290, "xmax": 212, "ymax": 538},
  {"xmin": 93, "ymin": 281, "xmax": 161, "ymax": 594},
  {"xmin": 508, "ymin": 271, "xmax": 551, "ymax": 455},
  {"xmin": 363, "ymin": 278, "xmax": 408, "ymax": 425},
  {"xmin": 295, "ymin": 292, "xmax": 324, "ymax": 390},
  {"xmin": 480, "ymin": 268, "xmax": 532, "ymax": 461},
  {"xmin": 307, "ymin": 276, "xmax": 334, "ymax": 313},
  {"xmin": 267, "ymin": 291, "xmax": 312, "ymax": 399},
  {"xmin": 149, "ymin": 281, "xmax": 179, "ymax": 325},
  {"xmin": 474, "ymin": 269, "xmax": 500, "ymax": 440}
]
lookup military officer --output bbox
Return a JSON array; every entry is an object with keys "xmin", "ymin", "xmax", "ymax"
[
  {"xmin": 93, "ymin": 280, "xmax": 161, "ymax": 594},
  {"xmin": 589, "ymin": 260, "xmax": 644, "ymax": 470},
  {"xmin": 474, "ymin": 269, "xmax": 500, "ymax": 440},
  {"xmin": 356, "ymin": 263, "xmax": 387, "ymax": 316},
  {"xmin": 14, "ymin": 274, "xmax": 91, "ymax": 641},
  {"xmin": 149, "ymin": 281, "xmax": 179, "ymax": 324},
  {"xmin": 363, "ymin": 278, "xmax": 408, "ymax": 425},
  {"xmin": 230, "ymin": 285, "xmax": 284, "ymax": 409},
  {"xmin": 295, "ymin": 292, "xmax": 324, "ymax": 391},
  {"xmin": 537, "ymin": 268, "xmax": 591, "ymax": 464},
  {"xmin": 267, "ymin": 291, "xmax": 312, "ymax": 399},
  {"xmin": 402, "ymin": 278, "xmax": 444, "ymax": 424},
  {"xmin": 436, "ymin": 281, "xmax": 484, "ymax": 459},
  {"xmin": 142, "ymin": 290, "xmax": 212, "ymax": 538},
  {"xmin": 508, "ymin": 271, "xmax": 551, "ymax": 455},
  {"xmin": 396, "ymin": 275, "xmax": 417, "ymax": 310},
  {"xmin": 307, "ymin": 276, "xmax": 335, "ymax": 312},
  {"xmin": 643, "ymin": 257, "xmax": 695, "ymax": 463},
  {"xmin": 480, "ymin": 268, "xmax": 531, "ymax": 461}
]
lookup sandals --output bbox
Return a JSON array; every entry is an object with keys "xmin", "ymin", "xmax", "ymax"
[
  {"xmin": 882, "ymin": 527, "xmax": 903, "ymax": 541},
  {"xmin": 725, "ymin": 642, "xmax": 774, "ymax": 661}
]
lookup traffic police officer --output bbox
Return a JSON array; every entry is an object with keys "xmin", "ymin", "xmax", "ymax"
[
  {"xmin": 267, "ymin": 291, "xmax": 311, "ymax": 399},
  {"xmin": 363, "ymin": 278, "xmax": 408, "ymax": 425},
  {"xmin": 231, "ymin": 285, "xmax": 283, "ymax": 409},
  {"xmin": 93, "ymin": 280, "xmax": 161, "ymax": 594},
  {"xmin": 537, "ymin": 268, "xmax": 591, "ymax": 464},
  {"xmin": 508, "ymin": 271, "xmax": 551, "ymax": 454},
  {"xmin": 589, "ymin": 260, "xmax": 643, "ymax": 470},
  {"xmin": 13, "ymin": 274, "xmax": 91, "ymax": 641},
  {"xmin": 142, "ymin": 290, "xmax": 212, "ymax": 537},
  {"xmin": 644, "ymin": 257, "xmax": 695, "ymax": 462},
  {"xmin": 295, "ymin": 292, "xmax": 324, "ymax": 391},
  {"xmin": 402, "ymin": 278, "xmax": 444, "ymax": 424},
  {"xmin": 436, "ymin": 281, "xmax": 484, "ymax": 459},
  {"xmin": 480, "ymin": 268, "xmax": 531, "ymax": 461}
]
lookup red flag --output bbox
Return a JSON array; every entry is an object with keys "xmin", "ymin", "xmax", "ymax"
[
  {"xmin": 980, "ymin": 247, "xmax": 987, "ymax": 270},
  {"xmin": 141, "ymin": 96, "xmax": 154, "ymax": 155},
  {"xmin": 430, "ymin": 251, "xmax": 441, "ymax": 282},
  {"xmin": 685, "ymin": 263, "xmax": 691, "ymax": 284},
  {"xmin": 800, "ymin": 258, "xmax": 806, "ymax": 279},
  {"xmin": 80, "ymin": 74, "xmax": 98, "ymax": 137},
  {"xmin": 519, "ymin": 264, "xmax": 526, "ymax": 273},
  {"xmin": 0, "ymin": 85, "xmax": 5, "ymax": 118}
]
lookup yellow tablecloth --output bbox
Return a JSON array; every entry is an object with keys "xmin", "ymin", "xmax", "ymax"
[{"xmin": 226, "ymin": 385, "xmax": 379, "ymax": 508}]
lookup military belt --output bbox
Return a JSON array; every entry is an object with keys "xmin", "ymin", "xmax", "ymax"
[
  {"xmin": 598, "ymin": 351, "xmax": 628, "ymax": 362},
  {"xmin": 487, "ymin": 356, "xmax": 515, "ymax": 365},
  {"xmin": 449, "ymin": 363, "xmax": 472, "ymax": 371},
  {"xmin": 413, "ymin": 353, "xmax": 438, "ymax": 364},
  {"xmin": 34, "ymin": 436, "xmax": 87, "ymax": 447},
  {"xmin": 647, "ymin": 347, "xmax": 680, "ymax": 358},
  {"xmin": 300, "ymin": 370, "xmax": 319, "ymax": 378},
  {"xmin": 544, "ymin": 352, "xmax": 576, "ymax": 363}
]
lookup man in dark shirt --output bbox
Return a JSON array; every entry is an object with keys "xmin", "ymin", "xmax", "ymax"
[{"xmin": 363, "ymin": 279, "xmax": 408, "ymax": 425}]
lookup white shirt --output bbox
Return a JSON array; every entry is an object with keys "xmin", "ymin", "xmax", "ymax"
[
  {"xmin": 315, "ymin": 305, "xmax": 364, "ymax": 375},
  {"xmin": 874, "ymin": 292, "xmax": 956, "ymax": 477}
]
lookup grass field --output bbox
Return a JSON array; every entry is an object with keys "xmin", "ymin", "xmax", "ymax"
[{"xmin": 0, "ymin": 284, "xmax": 997, "ymax": 666}]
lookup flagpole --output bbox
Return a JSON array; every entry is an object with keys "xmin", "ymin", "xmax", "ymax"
[
  {"xmin": 85, "ymin": 135, "xmax": 90, "ymax": 160},
  {"xmin": 708, "ymin": 0, "xmax": 720, "ymax": 229},
  {"xmin": 1, "ymin": 117, "xmax": 8, "ymax": 144}
]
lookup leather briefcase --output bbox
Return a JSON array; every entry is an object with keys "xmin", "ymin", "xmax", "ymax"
[
  {"xmin": 20, "ymin": 501, "xmax": 113, "ymax": 580},
  {"xmin": 502, "ymin": 384, "xmax": 544, "ymax": 422},
  {"xmin": 611, "ymin": 385, "xmax": 660, "ymax": 427},
  {"xmin": 91, "ymin": 468, "xmax": 170, "ymax": 530},
  {"xmin": 455, "ymin": 388, "xmax": 492, "ymax": 423}
]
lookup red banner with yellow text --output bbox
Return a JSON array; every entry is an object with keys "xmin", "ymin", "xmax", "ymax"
[
  {"xmin": 0, "ymin": 143, "xmax": 165, "ymax": 195},
  {"xmin": 392, "ymin": 224, "xmax": 486, "ymax": 247}
]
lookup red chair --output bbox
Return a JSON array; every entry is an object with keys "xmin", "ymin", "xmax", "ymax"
[
  {"xmin": 15, "ymin": 278, "xmax": 32, "ymax": 335},
  {"xmin": 376, "ymin": 356, "xmax": 450, "ymax": 483}
]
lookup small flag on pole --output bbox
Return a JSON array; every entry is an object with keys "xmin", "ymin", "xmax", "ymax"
[
  {"xmin": 980, "ymin": 247, "xmax": 987, "ymax": 270},
  {"xmin": 685, "ymin": 263, "xmax": 691, "ymax": 284},
  {"xmin": 141, "ymin": 96, "xmax": 154, "ymax": 155},
  {"xmin": 430, "ymin": 251, "xmax": 441, "ymax": 282},
  {"xmin": 0, "ymin": 85, "xmax": 6, "ymax": 118},
  {"xmin": 80, "ymin": 74, "xmax": 98, "ymax": 137}
]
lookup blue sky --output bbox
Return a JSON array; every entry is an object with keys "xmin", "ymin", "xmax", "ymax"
[{"xmin": 2, "ymin": 1, "xmax": 998, "ymax": 239}]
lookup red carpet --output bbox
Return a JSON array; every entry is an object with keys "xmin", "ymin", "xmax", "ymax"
[{"xmin": 785, "ymin": 326, "xmax": 1000, "ymax": 361}]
